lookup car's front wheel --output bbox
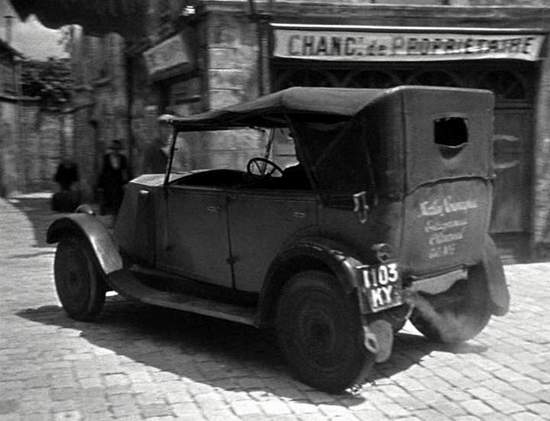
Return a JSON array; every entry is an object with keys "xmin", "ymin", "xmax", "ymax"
[
  {"xmin": 54, "ymin": 236, "xmax": 106, "ymax": 321},
  {"xmin": 275, "ymin": 270, "xmax": 374, "ymax": 393}
]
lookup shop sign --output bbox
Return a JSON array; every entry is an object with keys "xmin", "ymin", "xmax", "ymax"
[
  {"xmin": 143, "ymin": 35, "xmax": 191, "ymax": 77},
  {"xmin": 272, "ymin": 25, "xmax": 545, "ymax": 62}
]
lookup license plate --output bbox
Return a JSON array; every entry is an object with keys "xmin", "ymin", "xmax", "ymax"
[{"xmin": 358, "ymin": 262, "xmax": 403, "ymax": 313}]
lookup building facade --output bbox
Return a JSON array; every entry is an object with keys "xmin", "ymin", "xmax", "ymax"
[
  {"xmin": 11, "ymin": 0, "xmax": 550, "ymax": 261},
  {"xmin": 67, "ymin": 27, "xmax": 128, "ymax": 199},
  {"xmin": 0, "ymin": 39, "xmax": 22, "ymax": 196},
  {"xmin": 1, "ymin": 36, "xmax": 75, "ymax": 197}
]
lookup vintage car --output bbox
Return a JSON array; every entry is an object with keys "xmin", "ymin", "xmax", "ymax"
[{"xmin": 48, "ymin": 86, "xmax": 509, "ymax": 393}]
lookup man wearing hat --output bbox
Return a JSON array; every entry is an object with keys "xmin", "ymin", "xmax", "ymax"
[{"xmin": 98, "ymin": 139, "xmax": 131, "ymax": 214}]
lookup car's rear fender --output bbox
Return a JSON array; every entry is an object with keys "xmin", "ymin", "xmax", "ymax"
[
  {"xmin": 46, "ymin": 214, "xmax": 123, "ymax": 275},
  {"xmin": 257, "ymin": 237, "xmax": 364, "ymax": 328},
  {"xmin": 481, "ymin": 235, "xmax": 510, "ymax": 316}
]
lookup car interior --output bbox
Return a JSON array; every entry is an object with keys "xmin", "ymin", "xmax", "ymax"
[
  {"xmin": 174, "ymin": 165, "xmax": 311, "ymax": 190},
  {"xmin": 172, "ymin": 127, "xmax": 312, "ymax": 190}
]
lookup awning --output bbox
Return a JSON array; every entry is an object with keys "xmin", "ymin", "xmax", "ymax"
[{"xmin": 10, "ymin": 0, "xmax": 147, "ymax": 39}]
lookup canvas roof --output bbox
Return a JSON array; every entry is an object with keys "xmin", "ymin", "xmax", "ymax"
[{"xmin": 167, "ymin": 87, "xmax": 387, "ymax": 131}]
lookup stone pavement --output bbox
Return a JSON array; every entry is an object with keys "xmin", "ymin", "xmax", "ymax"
[{"xmin": 0, "ymin": 194, "xmax": 549, "ymax": 421}]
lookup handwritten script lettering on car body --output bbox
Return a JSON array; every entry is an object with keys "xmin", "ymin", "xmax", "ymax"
[
  {"xmin": 417, "ymin": 196, "xmax": 479, "ymax": 260},
  {"xmin": 419, "ymin": 197, "xmax": 478, "ymax": 217}
]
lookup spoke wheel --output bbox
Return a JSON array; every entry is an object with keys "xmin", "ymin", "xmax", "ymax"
[
  {"xmin": 410, "ymin": 266, "xmax": 491, "ymax": 344},
  {"xmin": 246, "ymin": 157, "xmax": 283, "ymax": 177},
  {"xmin": 54, "ymin": 236, "xmax": 106, "ymax": 321},
  {"xmin": 276, "ymin": 271, "xmax": 373, "ymax": 393}
]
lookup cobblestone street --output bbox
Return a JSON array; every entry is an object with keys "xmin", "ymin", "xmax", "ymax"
[{"xmin": 0, "ymin": 194, "xmax": 549, "ymax": 421}]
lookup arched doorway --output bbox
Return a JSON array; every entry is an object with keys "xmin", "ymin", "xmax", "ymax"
[{"xmin": 478, "ymin": 70, "xmax": 533, "ymax": 261}]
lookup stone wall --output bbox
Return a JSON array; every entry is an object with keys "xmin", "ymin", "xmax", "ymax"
[
  {"xmin": 0, "ymin": 99, "xmax": 19, "ymax": 196},
  {"xmin": 19, "ymin": 104, "xmax": 74, "ymax": 192},
  {"xmin": 533, "ymin": 39, "xmax": 550, "ymax": 258},
  {"xmin": 0, "ymin": 98, "xmax": 74, "ymax": 196},
  {"xmin": 69, "ymin": 32, "xmax": 128, "ymax": 200},
  {"xmin": 128, "ymin": 10, "xmax": 265, "ymax": 174},
  {"xmin": 193, "ymin": 11, "xmax": 264, "ymax": 170}
]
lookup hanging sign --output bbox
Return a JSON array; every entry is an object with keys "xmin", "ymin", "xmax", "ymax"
[
  {"xmin": 143, "ymin": 35, "xmax": 192, "ymax": 77},
  {"xmin": 272, "ymin": 25, "xmax": 545, "ymax": 62}
]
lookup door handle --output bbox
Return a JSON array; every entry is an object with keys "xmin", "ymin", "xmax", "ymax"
[{"xmin": 353, "ymin": 191, "xmax": 369, "ymax": 224}]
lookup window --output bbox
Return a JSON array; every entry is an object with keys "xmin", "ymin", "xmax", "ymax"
[
  {"xmin": 478, "ymin": 71, "xmax": 527, "ymax": 101},
  {"xmin": 434, "ymin": 116, "xmax": 468, "ymax": 158}
]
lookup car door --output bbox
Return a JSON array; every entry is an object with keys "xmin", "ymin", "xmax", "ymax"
[
  {"xmin": 227, "ymin": 189, "xmax": 318, "ymax": 292},
  {"xmin": 157, "ymin": 185, "xmax": 232, "ymax": 287}
]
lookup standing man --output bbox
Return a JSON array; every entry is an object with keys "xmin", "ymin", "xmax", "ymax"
[{"xmin": 97, "ymin": 139, "xmax": 130, "ymax": 214}]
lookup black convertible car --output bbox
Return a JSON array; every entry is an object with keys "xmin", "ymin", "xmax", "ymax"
[{"xmin": 48, "ymin": 86, "xmax": 509, "ymax": 393}]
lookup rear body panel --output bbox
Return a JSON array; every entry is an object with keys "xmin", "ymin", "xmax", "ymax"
[
  {"xmin": 402, "ymin": 88, "xmax": 493, "ymax": 192},
  {"xmin": 349, "ymin": 87, "xmax": 495, "ymax": 278},
  {"xmin": 400, "ymin": 88, "xmax": 494, "ymax": 276},
  {"xmin": 400, "ymin": 179, "xmax": 491, "ymax": 276}
]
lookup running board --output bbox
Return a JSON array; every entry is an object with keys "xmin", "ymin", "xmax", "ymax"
[{"xmin": 108, "ymin": 269, "xmax": 258, "ymax": 326}]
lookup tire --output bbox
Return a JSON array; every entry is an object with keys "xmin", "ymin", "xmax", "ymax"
[
  {"xmin": 410, "ymin": 265, "xmax": 491, "ymax": 344},
  {"xmin": 54, "ymin": 236, "xmax": 106, "ymax": 321},
  {"xmin": 275, "ymin": 271, "xmax": 373, "ymax": 393}
]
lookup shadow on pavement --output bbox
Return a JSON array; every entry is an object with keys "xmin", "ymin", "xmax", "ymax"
[
  {"xmin": 7, "ymin": 194, "xmax": 114, "ymax": 251},
  {"xmin": 7, "ymin": 194, "xmax": 57, "ymax": 249},
  {"xmin": 16, "ymin": 297, "xmax": 488, "ymax": 406},
  {"xmin": 373, "ymin": 332, "xmax": 488, "ymax": 382}
]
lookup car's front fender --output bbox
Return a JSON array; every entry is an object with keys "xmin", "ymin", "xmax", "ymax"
[
  {"xmin": 47, "ymin": 214, "xmax": 123, "ymax": 275},
  {"xmin": 257, "ymin": 237, "xmax": 365, "ymax": 327}
]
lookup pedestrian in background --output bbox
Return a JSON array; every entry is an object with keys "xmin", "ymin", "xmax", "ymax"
[
  {"xmin": 54, "ymin": 158, "xmax": 79, "ymax": 191},
  {"xmin": 141, "ymin": 118, "xmax": 172, "ymax": 174},
  {"xmin": 97, "ymin": 139, "xmax": 130, "ymax": 215},
  {"xmin": 51, "ymin": 157, "xmax": 81, "ymax": 212}
]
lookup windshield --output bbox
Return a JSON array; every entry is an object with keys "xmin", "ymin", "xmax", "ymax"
[
  {"xmin": 270, "ymin": 128, "xmax": 298, "ymax": 171},
  {"xmin": 168, "ymin": 127, "xmax": 299, "ymax": 174}
]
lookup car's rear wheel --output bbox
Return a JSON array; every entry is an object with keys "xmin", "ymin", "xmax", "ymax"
[
  {"xmin": 275, "ymin": 271, "xmax": 374, "ymax": 393},
  {"xmin": 54, "ymin": 236, "xmax": 106, "ymax": 321},
  {"xmin": 410, "ymin": 265, "xmax": 491, "ymax": 344}
]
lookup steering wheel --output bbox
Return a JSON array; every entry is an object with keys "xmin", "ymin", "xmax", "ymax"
[{"xmin": 246, "ymin": 157, "xmax": 284, "ymax": 177}]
